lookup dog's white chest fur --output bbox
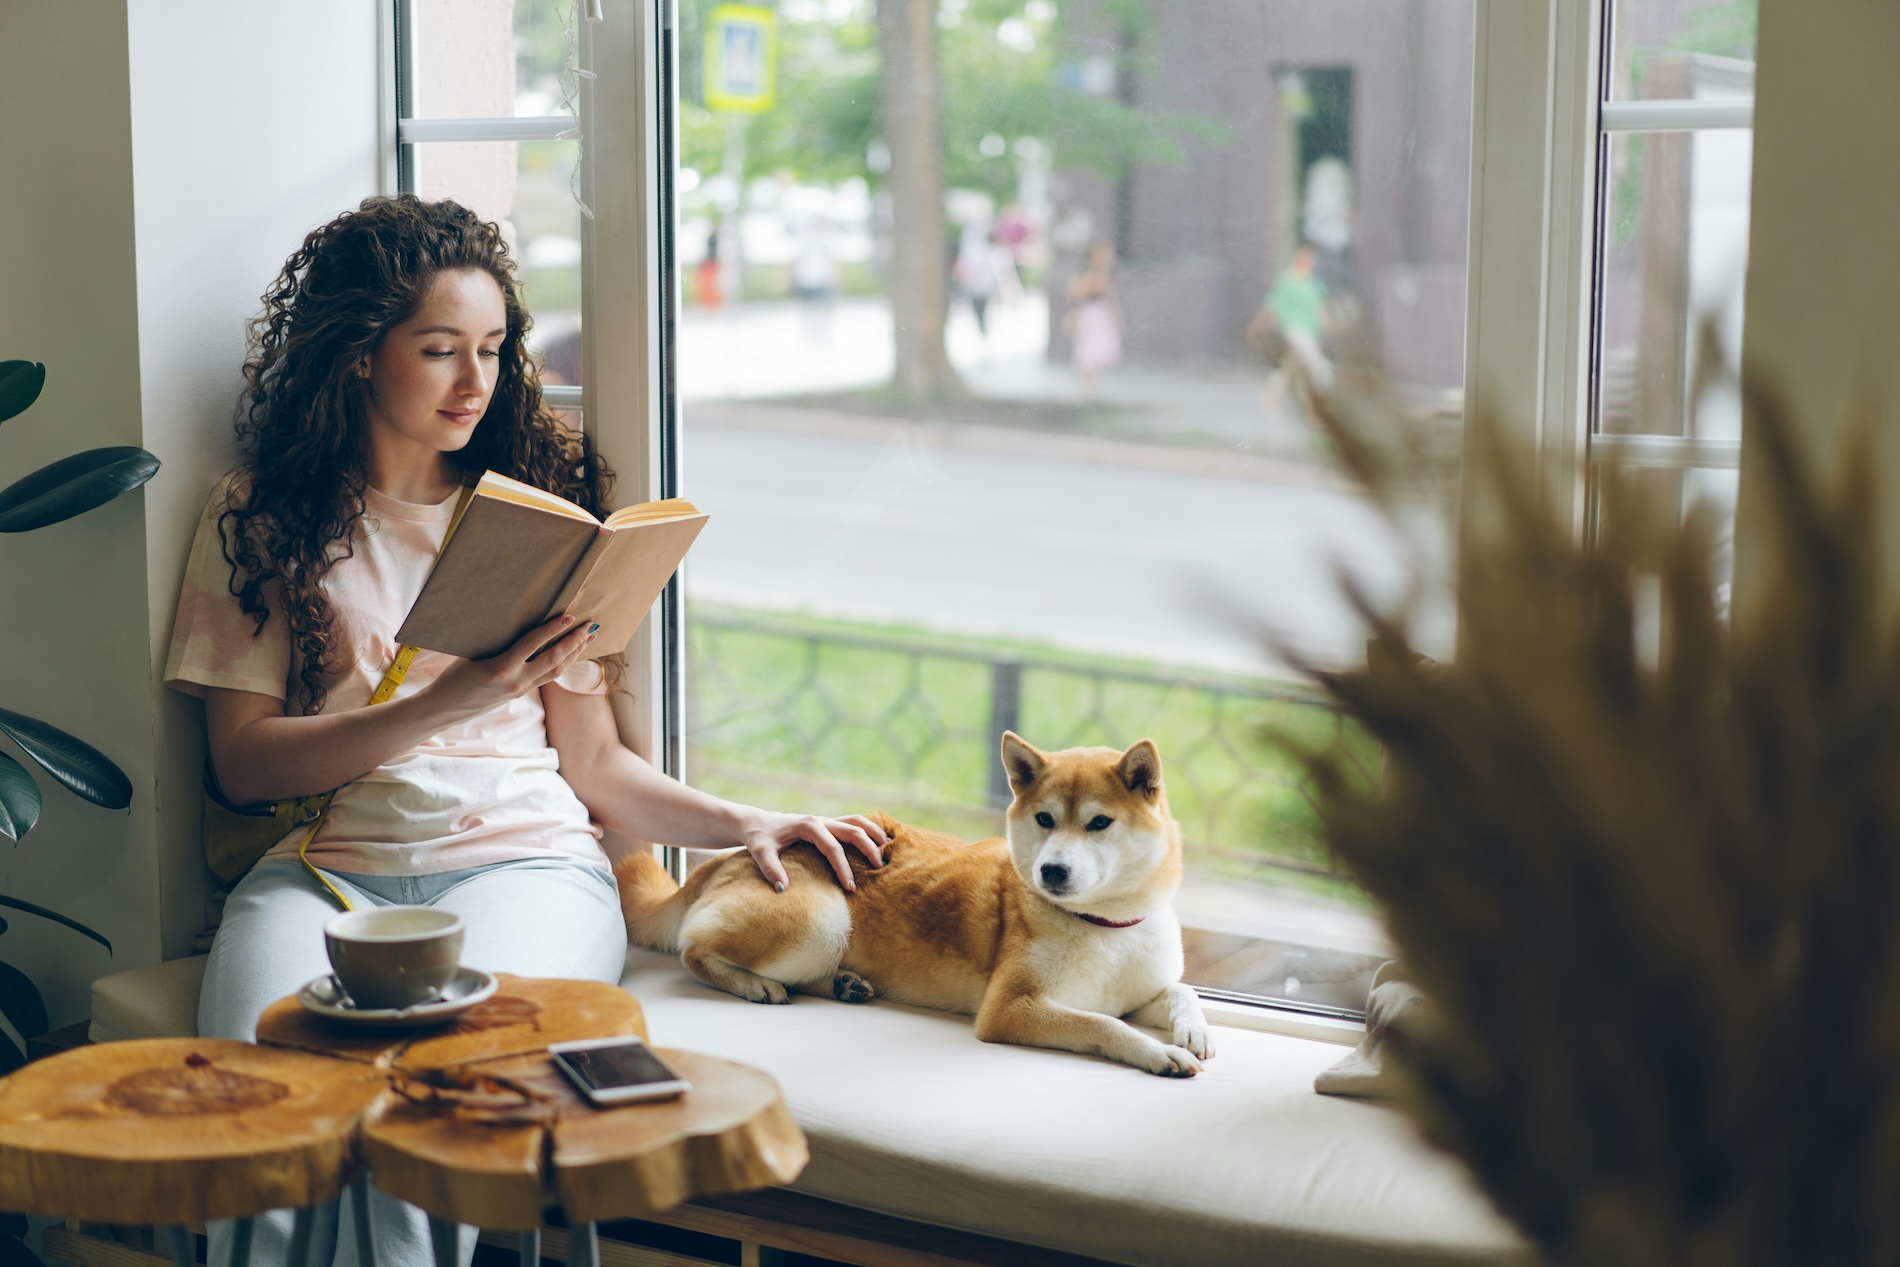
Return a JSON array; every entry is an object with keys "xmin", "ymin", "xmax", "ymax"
[{"xmin": 1031, "ymin": 908, "xmax": 1185, "ymax": 1017}]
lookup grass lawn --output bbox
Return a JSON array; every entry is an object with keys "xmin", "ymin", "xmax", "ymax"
[{"xmin": 684, "ymin": 604, "xmax": 1377, "ymax": 902}]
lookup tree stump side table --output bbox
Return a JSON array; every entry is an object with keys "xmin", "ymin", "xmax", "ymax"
[
  {"xmin": 0, "ymin": 978, "xmax": 807, "ymax": 1267},
  {"xmin": 272, "ymin": 975, "xmax": 809, "ymax": 1264},
  {"xmin": 0, "ymin": 1038, "xmax": 386, "ymax": 1225}
]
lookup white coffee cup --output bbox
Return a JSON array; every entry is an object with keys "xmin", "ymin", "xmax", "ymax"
[{"xmin": 323, "ymin": 907, "xmax": 465, "ymax": 1010}]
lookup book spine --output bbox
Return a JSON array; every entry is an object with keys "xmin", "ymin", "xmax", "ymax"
[{"xmin": 549, "ymin": 526, "xmax": 615, "ymax": 622}]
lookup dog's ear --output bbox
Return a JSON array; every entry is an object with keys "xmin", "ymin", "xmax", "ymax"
[
  {"xmin": 1001, "ymin": 731, "xmax": 1047, "ymax": 794},
  {"xmin": 1118, "ymin": 740, "xmax": 1162, "ymax": 798}
]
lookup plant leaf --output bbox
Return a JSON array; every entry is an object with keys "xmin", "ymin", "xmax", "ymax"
[
  {"xmin": 0, "ymin": 1234, "xmax": 42, "ymax": 1267},
  {"xmin": 0, "ymin": 447, "xmax": 161, "ymax": 533},
  {"xmin": 0, "ymin": 962, "xmax": 48, "ymax": 1040},
  {"xmin": 0, "ymin": 897, "xmax": 109, "ymax": 954},
  {"xmin": 0, "ymin": 1031, "xmax": 24, "ymax": 1076},
  {"xmin": 0, "ymin": 709, "xmax": 132, "ymax": 809},
  {"xmin": 0, "ymin": 362, "xmax": 44, "ymax": 426},
  {"xmin": 0, "ymin": 754, "xmax": 38, "ymax": 843}
]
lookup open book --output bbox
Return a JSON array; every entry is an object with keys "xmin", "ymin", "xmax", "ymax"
[{"xmin": 395, "ymin": 471, "xmax": 709, "ymax": 661}]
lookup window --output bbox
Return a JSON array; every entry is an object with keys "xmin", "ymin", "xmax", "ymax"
[
  {"xmin": 388, "ymin": 0, "xmax": 1759, "ymax": 1028},
  {"xmin": 671, "ymin": 0, "xmax": 1483, "ymax": 1019},
  {"xmin": 393, "ymin": 0, "xmax": 590, "ymax": 413},
  {"xmin": 1589, "ymin": 0, "xmax": 1754, "ymax": 611}
]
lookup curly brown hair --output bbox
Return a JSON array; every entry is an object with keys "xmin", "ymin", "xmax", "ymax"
[{"xmin": 222, "ymin": 194, "xmax": 616, "ymax": 714}]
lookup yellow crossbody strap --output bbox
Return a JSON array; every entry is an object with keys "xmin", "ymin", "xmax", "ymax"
[
  {"xmin": 296, "ymin": 643, "xmax": 421, "ymax": 911},
  {"xmin": 298, "ymin": 483, "xmax": 477, "ymax": 912}
]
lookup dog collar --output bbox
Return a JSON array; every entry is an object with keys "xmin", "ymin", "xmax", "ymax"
[{"xmin": 1076, "ymin": 912, "xmax": 1145, "ymax": 928}]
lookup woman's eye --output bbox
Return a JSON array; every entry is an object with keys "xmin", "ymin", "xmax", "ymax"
[
  {"xmin": 1034, "ymin": 811, "xmax": 1055, "ymax": 829},
  {"xmin": 422, "ymin": 349, "xmax": 454, "ymax": 359},
  {"xmin": 1086, "ymin": 815, "xmax": 1113, "ymax": 832},
  {"xmin": 479, "ymin": 348, "xmax": 500, "ymax": 358}
]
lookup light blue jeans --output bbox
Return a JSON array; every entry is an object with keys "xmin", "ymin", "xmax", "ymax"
[{"xmin": 199, "ymin": 856, "xmax": 628, "ymax": 1267}]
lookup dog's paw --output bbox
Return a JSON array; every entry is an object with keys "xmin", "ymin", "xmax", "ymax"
[
  {"xmin": 741, "ymin": 976, "xmax": 790, "ymax": 1005},
  {"xmin": 1133, "ymin": 1041, "xmax": 1203, "ymax": 1078},
  {"xmin": 831, "ymin": 971, "xmax": 876, "ymax": 1004},
  {"xmin": 1175, "ymin": 1020, "xmax": 1215, "ymax": 1061}
]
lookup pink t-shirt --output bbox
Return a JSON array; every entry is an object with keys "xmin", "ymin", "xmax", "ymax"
[{"xmin": 163, "ymin": 476, "xmax": 611, "ymax": 876}]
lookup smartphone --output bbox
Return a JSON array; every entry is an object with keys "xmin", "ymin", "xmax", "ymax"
[{"xmin": 548, "ymin": 1037, "xmax": 692, "ymax": 1106}]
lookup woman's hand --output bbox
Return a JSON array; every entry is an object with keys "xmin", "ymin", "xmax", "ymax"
[
  {"xmin": 540, "ymin": 689, "xmax": 891, "ymax": 892},
  {"xmin": 424, "ymin": 614, "xmax": 596, "ymax": 723},
  {"xmin": 736, "ymin": 809, "xmax": 889, "ymax": 893}
]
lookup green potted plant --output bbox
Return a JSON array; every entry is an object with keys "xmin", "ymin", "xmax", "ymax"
[{"xmin": 0, "ymin": 359, "xmax": 159, "ymax": 1068}]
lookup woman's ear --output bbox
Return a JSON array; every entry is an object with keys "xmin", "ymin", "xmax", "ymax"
[{"xmin": 354, "ymin": 355, "xmax": 372, "ymax": 380}]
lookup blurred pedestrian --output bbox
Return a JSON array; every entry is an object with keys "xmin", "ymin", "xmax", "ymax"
[
  {"xmin": 955, "ymin": 221, "xmax": 1002, "ymax": 337},
  {"xmin": 1066, "ymin": 238, "xmax": 1122, "ymax": 399},
  {"xmin": 792, "ymin": 217, "xmax": 838, "ymax": 339},
  {"xmin": 695, "ymin": 226, "xmax": 723, "ymax": 308},
  {"xmin": 1246, "ymin": 242, "xmax": 1331, "ymax": 416}
]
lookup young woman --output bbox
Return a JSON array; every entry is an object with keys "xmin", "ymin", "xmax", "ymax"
[{"xmin": 163, "ymin": 195, "xmax": 884, "ymax": 1266}]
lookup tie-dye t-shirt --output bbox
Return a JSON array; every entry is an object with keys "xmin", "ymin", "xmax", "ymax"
[{"xmin": 163, "ymin": 475, "xmax": 611, "ymax": 876}]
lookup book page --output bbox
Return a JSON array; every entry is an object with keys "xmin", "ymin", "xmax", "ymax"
[
  {"xmin": 602, "ymin": 497, "xmax": 702, "ymax": 530},
  {"xmin": 475, "ymin": 470, "xmax": 600, "ymax": 524}
]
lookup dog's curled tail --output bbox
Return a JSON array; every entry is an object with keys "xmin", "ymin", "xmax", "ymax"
[{"xmin": 614, "ymin": 849, "xmax": 687, "ymax": 951}]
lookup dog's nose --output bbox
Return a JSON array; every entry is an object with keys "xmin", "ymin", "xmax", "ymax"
[{"xmin": 1040, "ymin": 863, "xmax": 1069, "ymax": 889}]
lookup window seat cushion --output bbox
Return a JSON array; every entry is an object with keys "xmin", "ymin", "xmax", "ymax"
[
  {"xmin": 622, "ymin": 948, "xmax": 1528, "ymax": 1267},
  {"xmin": 89, "ymin": 951, "xmax": 1528, "ymax": 1267}
]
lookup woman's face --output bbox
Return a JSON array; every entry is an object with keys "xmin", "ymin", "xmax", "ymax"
[{"xmin": 360, "ymin": 268, "xmax": 509, "ymax": 458}]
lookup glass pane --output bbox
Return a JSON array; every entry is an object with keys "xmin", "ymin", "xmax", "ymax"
[
  {"xmin": 411, "ymin": 0, "xmax": 580, "ymax": 118},
  {"xmin": 678, "ymin": 0, "xmax": 1482, "ymax": 1007},
  {"xmin": 413, "ymin": 140, "xmax": 585, "ymax": 373},
  {"xmin": 1597, "ymin": 126, "xmax": 1751, "ymax": 439},
  {"xmin": 409, "ymin": 1, "xmax": 586, "ymax": 377},
  {"xmin": 1609, "ymin": 0, "xmax": 1756, "ymax": 100},
  {"xmin": 1596, "ymin": 466, "xmax": 1740, "ymax": 635}
]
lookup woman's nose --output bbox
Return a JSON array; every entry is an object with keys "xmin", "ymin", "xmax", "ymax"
[{"xmin": 455, "ymin": 352, "xmax": 490, "ymax": 398}]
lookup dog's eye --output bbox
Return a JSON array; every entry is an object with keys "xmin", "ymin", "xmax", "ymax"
[
  {"xmin": 1086, "ymin": 815, "xmax": 1113, "ymax": 832},
  {"xmin": 1034, "ymin": 811, "xmax": 1055, "ymax": 829}
]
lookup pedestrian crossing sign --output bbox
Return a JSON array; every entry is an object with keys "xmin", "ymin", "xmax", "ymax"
[{"xmin": 705, "ymin": 5, "xmax": 777, "ymax": 114}]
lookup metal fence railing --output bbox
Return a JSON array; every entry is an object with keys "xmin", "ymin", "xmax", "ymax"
[{"xmin": 685, "ymin": 611, "xmax": 1375, "ymax": 887}]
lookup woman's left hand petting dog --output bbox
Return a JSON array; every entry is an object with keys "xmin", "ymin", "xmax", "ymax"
[
  {"xmin": 617, "ymin": 735, "xmax": 1215, "ymax": 1077},
  {"xmin": 731, "ymin": 810, "xmax": 889, "ymax": 894}
]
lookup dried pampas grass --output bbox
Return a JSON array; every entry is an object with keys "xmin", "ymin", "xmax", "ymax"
[{"xmin": 1297, "ymin": 378, "xmax": 1900, "ymax": 1267}]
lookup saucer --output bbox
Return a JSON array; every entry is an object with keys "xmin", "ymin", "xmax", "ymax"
[{"xmin": 296, "ymin": 966, "xmax": 499, "ymax": 1029}]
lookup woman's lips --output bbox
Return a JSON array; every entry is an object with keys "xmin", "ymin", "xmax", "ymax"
[{"xmin": 438, "ymin": 408, "xmax": 479, "ymax": 424}]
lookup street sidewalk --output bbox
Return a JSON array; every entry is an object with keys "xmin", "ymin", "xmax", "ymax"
[{"xmin": 679, "ymin": 294, "xmax": 1358, "ymax": 466}]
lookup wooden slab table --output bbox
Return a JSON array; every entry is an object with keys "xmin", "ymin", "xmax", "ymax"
[{"xmin": 0, "ymin": 977, "xmax": 806, "ymax": 1267}]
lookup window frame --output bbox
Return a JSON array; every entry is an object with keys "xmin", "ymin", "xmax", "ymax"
[
  {"xmin": 1584, "ymin": 5, "xmax": 1753, "ymax": 477},
  {"xmin": 389, "ymin": 0, "xmax": 685, "ymax": 884}
]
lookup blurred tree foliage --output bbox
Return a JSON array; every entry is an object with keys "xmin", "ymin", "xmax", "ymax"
[
  {"xmin": 676, "ymin": 0, "xmax": 1219, "ymax": 208},
  {"xmin": 1667, "ymin": 0, "xmax": 1756, "ymax": 63}
]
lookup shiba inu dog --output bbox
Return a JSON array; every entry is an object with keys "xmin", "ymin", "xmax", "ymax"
[{"xmin": 616, "ymin": 732, "xmax": 1214, "ymax": 1076}]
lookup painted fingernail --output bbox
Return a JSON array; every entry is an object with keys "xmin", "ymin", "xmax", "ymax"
[
  {"xmin": 775, "ymin": 882, "xmax": 786, "ymax": 893},
  {"xmin": 588, "ymin": 622, "xmax": 600, "ymax": 634}
]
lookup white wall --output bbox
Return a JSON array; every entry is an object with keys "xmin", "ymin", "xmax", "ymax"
[
  {"xmin": 0, "ymin": 0, "xmax": 382, "ymax": 1024},
  {"xmin": 1736, "ymin": 0, "xmax": 1900, "ymax": 622},
  {"xmin": 0, "ymin": 2, "xmax": 155, "ymax": 1026},
  {"xmin": 127, "ymin": 0, "xmax": 382, "ymax": 963}
]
